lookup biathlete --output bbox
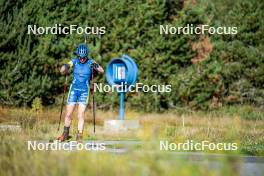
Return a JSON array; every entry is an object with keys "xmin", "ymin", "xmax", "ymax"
[{"xmin": 58, "ymin": 44, "xmax": 104, "ymax": 142}]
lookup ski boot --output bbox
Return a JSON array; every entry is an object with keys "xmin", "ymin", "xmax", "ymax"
[{"xmin": 57, "ymin": 126, "xmax": 71, "ymax": 142}]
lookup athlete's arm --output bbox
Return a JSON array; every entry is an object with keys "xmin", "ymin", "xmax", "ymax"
[
  {"xmin": 60, "ymin": 60, "xmax": 73, "ymax": 75},
  {"xmin": 96, "ymin": 65, "xmax": 104, "ymax": 74},
  {"xmin": 92, "ymin": 61, "xmax": 104, "ymax": 74}
]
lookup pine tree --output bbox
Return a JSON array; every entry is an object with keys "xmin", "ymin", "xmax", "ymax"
[{"xmin": 0, "ymin": 0, "xmax": 263, "ymax": 111}]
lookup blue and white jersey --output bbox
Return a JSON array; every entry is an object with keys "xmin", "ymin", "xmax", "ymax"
[{"xmin": 67, "ymin": 58, "xmax": 95, "ymax": 90}]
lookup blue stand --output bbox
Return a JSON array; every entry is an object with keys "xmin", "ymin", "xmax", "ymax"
[
  {"xmin": 106, "ymin": 55, "xmax": 138, "ymax": 121},
  {"xmin": 119, "ymin": 92, "xmax": 125, "ymax": 120},
  {"xmin": 104, "ymin": 55, "xmax": 140, "ymax": 132}
]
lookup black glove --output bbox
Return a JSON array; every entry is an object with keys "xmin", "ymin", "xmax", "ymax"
[{"xmin": 91, "ymin": 62, "xmax": 99, "ymax": 69}]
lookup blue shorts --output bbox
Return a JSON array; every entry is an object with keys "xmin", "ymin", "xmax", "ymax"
[{"xmin": 67, "ymin": 84, "xmax": 89, "ymax": 105}]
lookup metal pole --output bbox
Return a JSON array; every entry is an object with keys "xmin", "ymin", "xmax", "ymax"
[
  {"xmin": 57, "ymin": 75, "xmax": 67, "ymax": 131},
  {"xmin": 91, "ymin": 64, "xmax": 96, "ymax": 133},
  {"xmin": 119, "ymin": 92, "xmax": 125, "ymax": 120}
]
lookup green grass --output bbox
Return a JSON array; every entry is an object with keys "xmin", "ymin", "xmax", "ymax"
[
  {"xmin": 0, "ymin": 105, "xmax": 263, "ymax": 176},
  {"xmin": 0, "ymin": 130, "xmax": 250, "ymax": 176}
]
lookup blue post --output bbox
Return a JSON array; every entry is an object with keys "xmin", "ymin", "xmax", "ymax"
[
  {"xmin": 106, "ymin": 55, "xmax": 138, "ymax": 121},
  {"xmin": 119, "ymin": 92, "xmax": 125, "ymax": 120}
]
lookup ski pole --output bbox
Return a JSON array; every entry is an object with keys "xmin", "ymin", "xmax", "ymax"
[
  {"xmin": 57, "ymin": 75, "xmax": 68, "ymax": 131},
  {"xmin": 91, "ymin": 64, "xmax": 96, "ymax": 133}
]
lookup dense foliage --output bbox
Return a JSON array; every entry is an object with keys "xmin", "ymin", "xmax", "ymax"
[{"xmin": 0, "ymin": 0, "xmax": 263, "ymax": 111}]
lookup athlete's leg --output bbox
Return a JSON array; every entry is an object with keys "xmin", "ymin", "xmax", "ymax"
[
  {"xmin": 65, "ymin": 84, "xmax": 78, "ymax": 127},
  {"xmin": 58, "ymin": 104, "xmax": 75, "ymax": 141},
  {"xmin": 64, "ymin": 104, "xmax": 75, "ymax": 127},
  {"xmin": 58, "ymin": 84, "xmax": 77, "ymax": 141},
  {"xmin": 76, "ymin": 89, "xmax": 89, "ymax": 141},
  {"xmin": 77, "ymin": 104, "xmax": 86, "ymax": 133}
]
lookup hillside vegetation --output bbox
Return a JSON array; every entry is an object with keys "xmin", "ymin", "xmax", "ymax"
[{"xmin": 0, "ymin": 0, "xmax": 263, "ymax": 111}]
